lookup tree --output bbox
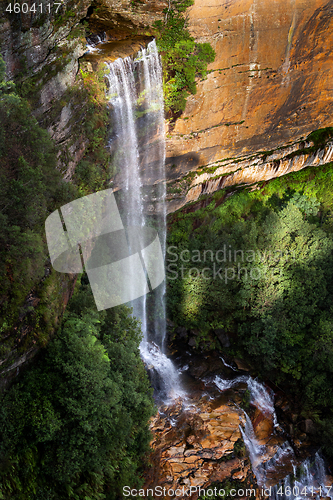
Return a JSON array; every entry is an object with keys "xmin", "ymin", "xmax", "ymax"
[{"xmin": 0, "ymin": 283, "xmax": 155, "ymax": 499}]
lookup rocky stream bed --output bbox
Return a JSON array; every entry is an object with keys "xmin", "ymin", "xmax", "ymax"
[{"xmin": 142, "ymin": 350, "xmax": 333, "ymax": 500}]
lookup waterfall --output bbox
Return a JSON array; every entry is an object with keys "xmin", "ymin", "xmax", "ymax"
[
  {"xmin": 270, "ymin": 453, "xmax": 333, "ymax": 500},
  {"xmin": 239, "ymin": 410, "xmax": 267, "ymax": 486},
  {"xmin": 213, "ymin": 374, "xmax": 248, "ymax": 392},
  {"xmin": 214, "ymin": 375, "xmax": 332, "ymax": 496},
  {"xmin": 247, "ymin": 378, "xmax": 277, "ymax": 426},
  {"xmin": 104, "ymin": 40, "xmax": 183, "ymax": 402},
  {"xmin": 220, "ymin": 355, "xmax": 237, "ymax": 371},
  {"xmin": 214, "ymin": 374, "xmax": 277, "ymax": 424}
]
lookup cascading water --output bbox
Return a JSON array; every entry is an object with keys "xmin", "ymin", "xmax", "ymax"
[
  {"xmin": 269, "ymin": 453, "xmax": 333, "ymax": 500},
  {"xmin": 214, "ymin": 374, "xmax": 277, "ymax": 424},
  {"xmin": 239, "ymin": 410, "xmax": 267, "ymax": 485},
  {"xmin": 86, "ymin": 32, "xmax": 106, "ymax": 53},
  {"xmin": 104, "ymin": 40, "xmax": 183, "ymax": 402},
  {"xmin": 213, "ymin": 374, "xmax": 332, "ymax": 497},
  {"xmin": 247, "ymin": 378, "xmax": 278, "ymax": 426}
]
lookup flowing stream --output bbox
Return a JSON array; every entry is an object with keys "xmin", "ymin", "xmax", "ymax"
[
  {"xmin": 104, "ymin": 40, "xmax": 183, "ymax": 402},
  {"xmin": 214, "ymin": 375, "xmax": 332, "ymax": 498}
]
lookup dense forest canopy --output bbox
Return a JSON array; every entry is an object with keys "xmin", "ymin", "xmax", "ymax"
[
  {"xmin": 167, "ymin": 158, "xmax": 333, "ymax": 455},
  {"xmin": 0, "ymin": 278, "xmax": 154, "ymax": 499}
]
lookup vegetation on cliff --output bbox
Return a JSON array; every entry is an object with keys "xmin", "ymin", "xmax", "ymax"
[
  {"xmin": 0, "ymin": 53, "xmax": 114, "ymax": 361},
  {"xmin": 73, "ymin": 64, "xmax": 110, "ymax": 195},
  {"xmin": 153, "ymin": 0, "xmax": 215, "ymax": 115},
  {"xmin": 0, "ymin": 278, "xmax": 154, "ymax": 499},
  {"xmin": 0, "ymin": 56, "xmax": 77, "ymax": 351},
  {"xmin": 167, "ymin": 157, "xmax": 333, "ymax": 455},
  {"xmin": 0, "ymin": 55, "xmax": 155, "ymax": 498}
]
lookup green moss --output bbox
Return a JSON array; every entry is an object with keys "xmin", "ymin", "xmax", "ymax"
[
  {"xmin": 168, "ymin": 186, "xmax": 183, "ymax": 194},
  {"xmin": 17, "ymin": 45, "xmax": 73, "ymax": 106},
  {"xmin": 72, "ymin": 65, "xmax": 110, "ymax": 195},
  {"xmin": 233, "ymin": 438, "xmax": 247, "ymax": 458},
  {"xmin": 53, "ymin": 9, "xmax": 76, "ymax": 27},
  {"xmin": 307, "ymin": 127, "xmax": 333, "ymax": 147}
]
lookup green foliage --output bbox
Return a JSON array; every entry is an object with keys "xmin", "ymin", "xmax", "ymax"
[
  {"xmin": 288, "ymin": 192, "xmax": 320, "ymax": 215},
  {"xmin": 240, "ymin": 389, "xmax": 251, "ymax": 410},
  {"xmin": 0, "ymin": 282, "xmax": 155, "ymax": 499},
  {"xmin": 307, "ymin": 127, "xmax": 333, "ymax": 147},
  {"xmin": 233, "ymin": 439, "xmax": 246, "ymax": 458},
  {"xmin": 0, "ymin": 56, "xmax": 77, "ymax": 335},
  {"xmin": 154, "ymin": 0, "xmax": 215, "ymax": 114},
  {"xmin": 73, "ymin": 67, "xmax": 110, "ymax": 195},
  {"xmin": 167, "ymin": 157, "xmax": 333, "ymax": 454}
]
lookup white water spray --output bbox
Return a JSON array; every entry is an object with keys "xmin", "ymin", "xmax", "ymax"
[
  {"xmin": 270, "ymin": 452, "xmax": 333, "ymax": 500},
  {"xmin": 105, "ymin": 41, "xmax": 183, "ymax": 402},
  {"xmin": 239, "ymin": 410, "xmax": 267, "ymax": 485},
  {"xmin": 214, "ymin": 374, "xmax": 332, "ymax": 496},
  {"xmin": 247, "ymin": 378, "xmax": 278, "ymax": 426},
  {"xmin": 214, "ymin": 375, "xmax": 277, "ymax": 424}
]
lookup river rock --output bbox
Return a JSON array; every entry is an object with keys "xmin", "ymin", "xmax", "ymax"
[
  {"xmin": 188, "ymin": 337, "xmax": 197, "ymax": 348},
  {"xmin": 175, "ymin": 326, "xmax": 188, "ymax": 340},
  {"xmin": 144, "ymin": 398, "xmax": 253, "ymax": 498},
  {"xmin": 234, "ymin": 358, "xmax": 251, "ymax": 372},
  {"xmin": 214, "ymin": 328, "xmax": 231, "ymax": 348},
  {"xmin": 300, "ymin": 418, "xmax": 317, "ymax": 436}
]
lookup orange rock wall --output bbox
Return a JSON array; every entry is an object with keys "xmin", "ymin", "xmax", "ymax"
[{"xmin": 166, "ymin": 0, "xmax": 333, "ymax": 172}]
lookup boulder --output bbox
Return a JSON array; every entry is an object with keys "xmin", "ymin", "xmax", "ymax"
[
  {"xmin": 214, "ymin": 329, "xmax": 231, "ymax": 348},
  {"xmin": 300, "ymin": 419, "xmax": 317, "ymax": 435}
]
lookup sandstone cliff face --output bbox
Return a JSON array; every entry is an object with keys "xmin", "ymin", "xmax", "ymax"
[
  {"xmin": 0, "ymin": 0, "xmax": 89, "ymax": 82},
  {"xmin": 0, "ymin": 0, "xmax": 93, "ymax": 179},
  {"xmin": 85, "ymin": 0, "xmax": 333, "ymax": 212},
  {"xmin": 2, "ymin": 0, "xmax": 332, "ymax": 192},
  {"xmin": 166, "ymin": 0, "xmax": 333, "ymax": 177},
  {"xmin": 0, "ymin": 0, "xmax": 166, "ymax": 180},
  {"xmin": 88, "ymin": 0, "xmax": 167, "ymax": 38},
  {"xmin": 166, "ymin": 138, "xmax": 333, "ymax": 212}
]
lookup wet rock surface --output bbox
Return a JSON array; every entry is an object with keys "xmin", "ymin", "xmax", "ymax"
[
  {"xmin": 143, "ymin": 345, "xmax": 333, "ymax": 499},
  {"xmin": 144, "ymin": 396, "xmax": 254, "ymax": 498}
]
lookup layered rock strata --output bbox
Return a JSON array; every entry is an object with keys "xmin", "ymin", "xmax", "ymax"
[
  {"xmin": 144, "ymin": 399, "xmax": 250, "ymax": 499},
  {"xmin": 167, "ymin": 139, "xmax": 333, "ymax": 212}
]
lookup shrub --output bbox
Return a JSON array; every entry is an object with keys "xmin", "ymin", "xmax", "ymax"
[{"xmin": 154, "ymin": 0, "xmax": 215, "ymax": 115}]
